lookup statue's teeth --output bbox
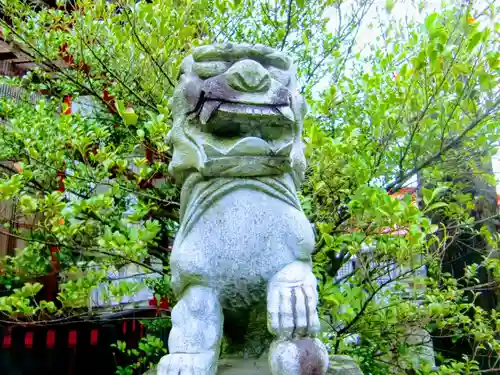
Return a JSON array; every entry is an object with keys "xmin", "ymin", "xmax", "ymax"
[
  {"xmin": 226, "ymin": 137, "xmax": 273, "ymax": 156},
  {"xmin": 200, "ymin": 101, "xmax": 221, "ymax": 125},
  {"xmin": 277, "ymin": 106, "xmax": 295, "ymax": 122}
]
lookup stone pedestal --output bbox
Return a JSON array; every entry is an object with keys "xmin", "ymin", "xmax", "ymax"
[
  {"xmin": 219, "ymin": 355, "xmax": 363, "ymax": 375},
  {"xmin": 221, "ymin": 356, "xmax": 363, "ymax": 374},
  {"xmin": 145, "ymin": 356, "xmax": 363, "ymax": 375},
  {"xmin": 327, "ymin": 356, "xmax": 364, "ymax": 375},
  {"xmin": 217, "ymin": 357, "xmax": 270, "ymax": 375}
]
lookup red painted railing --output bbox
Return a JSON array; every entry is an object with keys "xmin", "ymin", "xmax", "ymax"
[{"xmin": 0, "ymin": 308, "xmax": 160, "ymax": 375}]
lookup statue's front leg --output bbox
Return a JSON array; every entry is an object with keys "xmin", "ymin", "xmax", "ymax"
[
  {"xmin": 157, "ymin": 285, "xmax": 223, "ymax": 375},
  {"xmin": 267, "ymin": 261, "xmax": 329, "ymax": 375}
]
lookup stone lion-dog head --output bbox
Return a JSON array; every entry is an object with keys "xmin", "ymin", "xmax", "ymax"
[{"xmin": 167, "ymin": 42, "xmax": 307, "ymax": 186}]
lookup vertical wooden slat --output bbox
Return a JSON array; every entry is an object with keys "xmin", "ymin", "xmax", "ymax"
[
  {"xmin": 0, "ymin": 200, "xmax": 13, "ymax": 258},
  {"xmin": 0, "ymin": 60, "xmax": 15, "ymax": 76},
  {"xmin": 0, "ymin": 84, "xmax": 44, "ymax": 103}
]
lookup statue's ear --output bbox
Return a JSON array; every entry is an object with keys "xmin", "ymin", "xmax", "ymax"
[
  {"xmin": 180, "ymin": 55, "xmax": 195, "ymax": 77},
  {"xmin": 166, "ymin": 129, "xmax": 172, "ymax": 146},
  {"xmin": 297, "ymin": 94, "xmax": 308, "ymax": 120},
  {"xmin": 291, "ymin": 92, "xmax": 307, "ymax": 126}
]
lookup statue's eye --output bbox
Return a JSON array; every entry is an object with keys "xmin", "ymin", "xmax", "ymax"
[
  {"xmin": 268, "ymin": 67, "xmax": 290, "ymax": 86},
  {"xmin": 193, "ymin": 61, "xmax": 231, "ymax": 78}
]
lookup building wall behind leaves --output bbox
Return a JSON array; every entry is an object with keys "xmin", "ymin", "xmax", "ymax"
[
  {"xmin": 0, "ymin": 200, "xmax": 14, "ymax": 258},
  {"xmin": 0, "ymin": 84, "xmax": 44, "ymax": 104},
  {"xmin": 0, "ymin": 61, "xmax": 15, "ymax": 76},
  {"xmin": 0, "ymin": 43, "xmax": 44, "ymax": 258},
  {"xmin": 0, "ymin": 160, "xmax": 39, "ymax": 257}
]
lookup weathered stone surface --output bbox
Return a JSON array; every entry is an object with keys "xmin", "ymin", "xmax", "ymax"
[
  {"xmin": 192, "ymin": 43, "xmax": 292, "ymax": 70},
  {"xmin": 217, "ymin": 357, "xmax": 271, "ymax": 375},
  {"xmin": 327, "ymin": 356, "xmax": 364, "ymax": 375},
  {"xmin": 269, "ymin": 338, "xmax": 328, "ymax": 375},
  {"xmin": 157, "ymin": 42, "xmax": 327, "ymax": 375}
]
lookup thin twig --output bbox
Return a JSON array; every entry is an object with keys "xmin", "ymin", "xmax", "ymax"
[
  {"xmin": 122, "ymin": 7, "xmax": 175, "ymax": 88},
  {"xmin": 280, "ymin": 0, "xmax": 293, "ymax": 51},
  {"xmin": 386, "ymin": 97, "xmax": 500, "ymax": 192},
  {"xmin": 0, "ymin": 228, "xmax": 164, "ymax": 276}
]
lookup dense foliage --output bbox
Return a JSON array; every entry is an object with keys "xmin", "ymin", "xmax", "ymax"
[{"xmin": 0, "ymin": 0, "xmax": 499, "ymax": 373}]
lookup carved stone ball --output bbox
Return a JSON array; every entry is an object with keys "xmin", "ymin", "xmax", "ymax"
[{"xmin": 269, "ymin": 338, "xmax": 329, "ymax": 375}]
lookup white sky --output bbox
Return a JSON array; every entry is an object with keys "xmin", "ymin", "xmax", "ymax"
[{"xmin": 324, "ymin": 0, "xmax": 500, "ymax": 193}]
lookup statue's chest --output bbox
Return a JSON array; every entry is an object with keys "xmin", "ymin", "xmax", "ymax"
[{"xmin": 170, "ymin": 188, "xmax": 315, "ymax": 292}]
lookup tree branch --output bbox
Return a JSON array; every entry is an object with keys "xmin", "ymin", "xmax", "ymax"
[
  {"xmin": 0, "ymin": 228, "xmax": 164, "ymax": 276},
  {"xmin": 122, "ymin": 7, "xmax": 175, "ymax": 88},
  {"xmin": 385, "ymin": 97, "xmax": 500, "ymax": 192},
  {"xmin": 0, "ymin": 21, "xmax": 117, "ymax": 113},
  {"xmin": 279, "ymin": 0, "xmax": 293, "ymax": 51},
  {"xmin": 79, "ymin": 36, "xmax": 157, "ymax": 112}
]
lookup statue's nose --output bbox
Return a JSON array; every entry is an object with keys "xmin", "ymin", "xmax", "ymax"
[{"xmin": 225, "ymin": 59, "xmax": 271, "ymax": 93}]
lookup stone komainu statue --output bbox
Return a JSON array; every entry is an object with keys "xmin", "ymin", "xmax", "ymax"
[{"xmin": 158, "ymin": 43, "xmax": 329, "ymax": 375}]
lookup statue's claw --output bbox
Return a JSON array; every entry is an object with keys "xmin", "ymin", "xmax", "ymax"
[
  {"xmin": 267, "ymin": 261, "xmax": 321, "ymax": 339},
  {"xmin": 160, "ymin": 285, "xmax": 222, "ymax": 375},
  {"xmin": 157, "ymin": 352, "xmax": 217, "ymax": 375}
]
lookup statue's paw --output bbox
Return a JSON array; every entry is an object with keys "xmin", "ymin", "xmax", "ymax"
[
  {"xmin": 268, "ymin": 267, "xmax": 320, "ymax": 338},
  {"xmin": 157, "ymin": 352, "xmax": 218, "ymax": 375}
]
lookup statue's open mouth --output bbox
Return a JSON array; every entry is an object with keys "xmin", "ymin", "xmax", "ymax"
[
  {"xmin": 201, "ymin": 101, "xmax": 295, "ymax": 142},
  {"xmin": 185, "ymin": 76, "xmax": 296, "ymax": 138},
  {"xmin": 199, "ymin": 100, "xmax": 295, "ymax": 125},
  {"xmin": 186, "ymin": 95, "xmax": 295, "ymax": 159},
  {"xmin": 187, "ymin": 91, "xmax": 295, "ymax": 141}
]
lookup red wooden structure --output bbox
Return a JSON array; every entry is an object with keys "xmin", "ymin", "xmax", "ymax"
[{"xmin": 0, "ymin": 308, "xmax": 161, "ymax": 375}]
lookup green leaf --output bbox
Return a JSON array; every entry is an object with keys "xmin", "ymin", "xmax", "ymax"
[
  {"xmin": 431, "ymin": 186, "xmax": 449, "ymax": 202},
  {"xmin": 302, "ymin": 31, "xmax": 309, "ymax": 46},
  {"xmin": 425, "ymin": 202, "xmax": 448, "ymax": 212},
  {"xmin": 180, "ymin": 26, "xmax": 195, "ymax": 39},
  {"xmin": 479, "ymin": 73, "xmax": 492, "ymax": 91},
  {"xmin": 468, "ymin": 31, "xmax": 482, "ymax": 52},
  {"xmin": 422, "ymin": 188, "xmax": 432, "ymax": 205},
  {"xmin": 385, "ymin": 0, "xmax": 394, "ymax": 13},
  {"xmin": 19, "ymin": 195, "xmax": 38, "ymax": 213},
  {"xmin": 424, "ymin": 13, "xmax": 439, "ymax": 32},
  {"xmin": 453, "ymin": 63, "xmax": 470, "ymax": 74},
  {"xmin": 116, "ymin": 99, "xmax": 125, "ymax": 116},
  {"xmin": 486, "ymin": 52, "xmax": 499, "ymax": 69}
]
